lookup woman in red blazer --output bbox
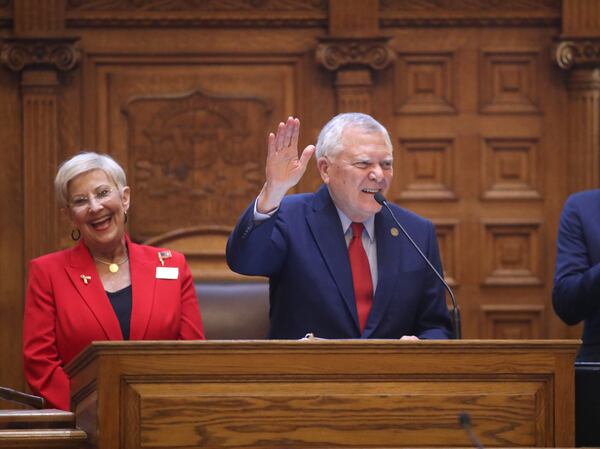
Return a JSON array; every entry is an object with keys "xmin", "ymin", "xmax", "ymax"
[{"xmin": 23, "ymin": 152, "xmax": 205, "ymax": 410}]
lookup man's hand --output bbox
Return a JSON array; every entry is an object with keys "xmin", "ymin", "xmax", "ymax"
[
  {"xmin": 400, "ymin": 335, "xmax": 419, "ymax": 341},
  {"xmin": 257, "ymin": 117, "xmax": 316, "ymax": 213}
]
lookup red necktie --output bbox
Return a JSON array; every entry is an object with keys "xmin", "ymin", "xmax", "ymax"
[{"xmin": 348, "ymin": 222, "xmax": 373, "ymax": 332}]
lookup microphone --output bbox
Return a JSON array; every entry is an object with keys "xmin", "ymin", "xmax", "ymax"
[
  {"xmin": 459, "ymin": 412, "xmax": 485, "ymax": 449},
  {"xmin": 374, "ymin": 192, "xmax": 461, "ymax": 339}
]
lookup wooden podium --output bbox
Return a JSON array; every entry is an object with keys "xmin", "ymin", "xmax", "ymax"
[{"xmin": 66, "ymin": 340, "xmax": 578, "ymax": 449}]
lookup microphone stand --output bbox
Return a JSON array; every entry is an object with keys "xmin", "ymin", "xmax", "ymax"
[{"xmin": 374, "ymin": 192, "xmax": 461, "ymax": 339}]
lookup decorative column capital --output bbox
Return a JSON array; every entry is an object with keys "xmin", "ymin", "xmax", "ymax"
[
  {"xmin": 554, "ymin": 38, "xmax": 600, "ymax": 70},
  {"xmin": 0, "ymin": 37, "xmax": 80, "ymax": 72},
  {"xmin": 315, "ymin": 36, "xmax": 395, "ymax": 72}
]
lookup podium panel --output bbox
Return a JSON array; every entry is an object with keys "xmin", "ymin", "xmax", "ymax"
[{"xmin": 66, "ymin": 340, "xmax": 578, "ymax": 449}]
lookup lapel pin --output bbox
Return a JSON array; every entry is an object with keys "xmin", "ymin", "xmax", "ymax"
[
  {"xmin": 390, "ymin": 227, "xmax": 399, "ymax": 237},
  {"xmin": 80, "ymin": 274, "xmax": 91, "ymax": 285},
  {"xmin": 158, "ymin": 250, "xmax": 172, "ymax": 266}
]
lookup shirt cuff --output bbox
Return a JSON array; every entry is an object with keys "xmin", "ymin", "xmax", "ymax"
[{"xmin": 253, "ymin": 197, "xmax": 278, "ymax": 222}]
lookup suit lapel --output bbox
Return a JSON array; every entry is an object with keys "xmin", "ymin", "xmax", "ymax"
[
  {"xmin": 362, "ymin": 211, "xmax": 402, "ymax": 337},
  {"xmin": 65, "ymin": 241, "xmax": 123, "ymax": 340},
  {"xmin": 307, "ymin": 186, "xmax": 359, "ymax": 331},
  {"xmin": 127, "ymin": 239, "xmax": 156, "ymax": 340}
]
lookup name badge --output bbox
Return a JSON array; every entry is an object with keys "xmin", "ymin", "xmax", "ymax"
[{"xmin": 156, "ymin": 267, "xmax": 179, "ymax": 279}]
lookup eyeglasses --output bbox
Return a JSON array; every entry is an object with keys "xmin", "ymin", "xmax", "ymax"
[{"xmin": 69, "ymin": 187, "xmax": 115, "ymax": 211}]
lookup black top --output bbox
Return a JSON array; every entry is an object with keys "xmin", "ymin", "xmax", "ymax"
[{"xmin": 106, "ymin": 285, "xmax": 132, "ymax": 340}]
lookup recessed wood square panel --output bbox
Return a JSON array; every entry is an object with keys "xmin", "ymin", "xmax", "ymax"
[
  {"xmin": 434, "ymin": 220, "xmax": 459, "ymax": 287},
  {"xmin": 481, "ymin": 137, "xmax": 541, "ymax": 200},
  {"xmin": 88, "ymin": 59, "xmax": 296, "ymax": 242},
  {"xmin": 125, "ymin": 89, "xmax": 271, "ymax": 239},
  {"xmin": 480, "ymin": 50, "xmax": 541, "ymax": 114},
  {"xmin": 122, "ymin": 380, "xmax": 545, "ymax": 449},
  {"xmin": 395, "ymin": 52, "xmax": 456, "ymax": 114},
  {"xmin": 480, "ymin": 305, "xmax": 545, "ymax": 339},
  {"xmin": 481, "ymin": 220, "xmax": 543, "ymax": 286},
  {"xmin": 397, "ymin": 138, "xmax": 456, "ymax": 200}
]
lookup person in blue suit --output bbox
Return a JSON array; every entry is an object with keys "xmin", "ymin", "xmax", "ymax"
[
  {"xmin": 554, "ymin": 190, "xmax": 600, "ymax": 361},
  {"xmin": 226, "ymin": 113, "xmax": 452, "ymax": 339}
]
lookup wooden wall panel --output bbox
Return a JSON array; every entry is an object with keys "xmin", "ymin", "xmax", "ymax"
[
  {"xmin": 79, "ymin": 35, "xmax": 319, "ymax": 245},
  {"xmin": 388, "ymin": 25, "xmax": 565, "ymax": 339},
  {"xmin": 0, "ymin": 44, "xmax": 25, "ymax": 401}
]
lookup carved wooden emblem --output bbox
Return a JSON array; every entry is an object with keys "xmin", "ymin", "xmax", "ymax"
[{"xmin": 124, "ymin": 89, "xmax": 271, "ymax": 239}]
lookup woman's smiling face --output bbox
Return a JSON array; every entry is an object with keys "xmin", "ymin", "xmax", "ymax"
[{"xmin": 65, "ymin": 169, "xmax": 130, "ymax": 253}]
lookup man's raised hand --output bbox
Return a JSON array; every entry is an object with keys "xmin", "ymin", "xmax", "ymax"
[{"xmin": 257, "ymin": 117, "xmax": 316, "ymax": 213}]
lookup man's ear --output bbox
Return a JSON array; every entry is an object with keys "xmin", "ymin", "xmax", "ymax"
[{"xmin": 317, "ymin": 157, "xmax": 330, "ymax": 184}]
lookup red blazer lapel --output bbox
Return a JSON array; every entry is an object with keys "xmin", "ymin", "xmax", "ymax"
[
  {"xmin": 65, "ymin": 241, "xmax": 123, "ymax": 340},
  {"xmin": 127, "ymin": 238, "xmax": 156, "ymax": 340}
]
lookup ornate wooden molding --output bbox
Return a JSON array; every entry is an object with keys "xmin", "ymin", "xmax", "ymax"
[
  {"xmin": 66, "ymin": 17, "xmax": 326, "ymax": 28},
  {"xmin": 0, "ymin": 38, "xmax": 80, "ymax": 72},
  {"xmin": 380, "ymin": 0, "xmax": 559, "ymax": 27},
  {"xmin": 0, "ymin": 0, "xmax": 11, "ymax": 29},
  {"xmin": 555, "ymin": 39, "xmax": 600, "ymax": 70},
  {"xmin": 380, "ymin": 0, "xmax": 559, "ymax": 9},
  {"xmin": 65, "ymin": 0, "xmax": 326, "ymax": 28},
  {"xmin": 66, "ymin": 0, "xmax": 326, "ymax": 10},
  {"xmin": 316, "ymin": 37, "xmax": 395, "ymax": 72}
]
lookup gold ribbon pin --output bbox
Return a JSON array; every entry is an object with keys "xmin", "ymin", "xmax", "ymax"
[{"xmin": 390, "ymin": 227, "xmax": 399, "ymax": 237}]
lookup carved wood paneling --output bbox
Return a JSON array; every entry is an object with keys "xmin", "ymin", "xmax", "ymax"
[
  {"xmin": 555, "ymin": 40, "xmax": 600, "ymax": 70},
  {"xmin": 85, "ymin": 54, "xmax": 300, "ymax": 244},
  {"xmin": 481, "ymin": 220, "xmax": 544, "ymax": 287},
  {"xmin": 480, "ymin": 50, "xmax": 541, "ymax": 114},
  {"xmin": 395, "ymin": 52, "xmax": 457, "ymax": 115},
  {"xmin": 396, "ymin": 138, "xmax": 456, "ymax": 201},
  {"xmin": 0, "ymin": 38, "xmax": 80, "ymax": 72},
  {"xmin": 0, "ymin": 66, "xmax": 25, "ymax": 399},
  {"xmin": 329, "ymin": 0, "xmax": 377, "ymax": 36},
  {"xmin": 316, "ymin": 37, "xmax": 395, "ymax": 72},
  {"xmin": 22, "ymin": 70, "xmax": 61, "ymax": 262},
  {"xmin": 124, "ymin": 89, "xmax": 271, "ymax": 239},
  {"xmin": 567, "ymin": 70, "xmax": 600, "ymax": 192},
  {"xmin": 379, "ymin": 0, "xmax": 560, "ymax": 27},
  {"xmin": 14, "ymin": 0, "xmax": 64, "ymax": 35},
  {"xmin": 333, "ymin": 69, "xmax": 373, "ymax": 114},
  {"xmin": 562, "ymin": 0, "xmax": 600, "ymax": 37},
  {"xmin": 481, "ymin": 137, "xmax": 541, "ymax": 200},
  {"xmin": 433, "ymin": 220, "xmax": 459, "ymax": 287},
  {"xmin": 65, "ymin": 0, "xmax": 328, "ymax": 28},
  {"xmin": 480, "ymin": 305, "xmax": 545, "ymax": 339},
  {"xmin": 0, "ymin": 0, "xmax": 11, "ymax": 29},
  {"xmin": 67, "ymin": 0, "xmax": 327, "ymax": 10},
  {"xmin": 315, "ymin": 35, "xmax": 395, "ymax": 116}
]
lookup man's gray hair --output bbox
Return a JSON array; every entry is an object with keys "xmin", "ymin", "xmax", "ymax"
[
  {"xmin": 315, "ymin": 112, "xmax": 393, "ymax": 159},
  {"xmin": 54, "ymin": 151, "xmax": 127, "ymax": 208}
]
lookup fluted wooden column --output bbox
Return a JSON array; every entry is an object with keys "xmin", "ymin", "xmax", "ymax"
[
  {"xmin": 563, "ymin": 68, "xmax": 600, "ymax": 192},
  {"xmin": 21, "ymin": 70, "xmax": 61, "ymax": 259},
  {"xmin": 555, "ymin": 0, "xmax": 600, "ymax": 192},
  {"xmin": 315, "ymin": 0, "xmax": 394, "ymax": 114},
  {"xmin": 0, "ymin": 0, "xmax": 79, "ymax": 261}
]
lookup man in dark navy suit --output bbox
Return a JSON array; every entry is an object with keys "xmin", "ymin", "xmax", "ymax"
[
  {"xmin": 226, "ymin": 113, "xmax": 452, "ymax": 340},
  {"xmin": 553, "ymin": 192, "xmax": 600, "ymax": 446},
  {"xmin": 554, "ymin": 190, "xmax": 600, "ymax": 361}
]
